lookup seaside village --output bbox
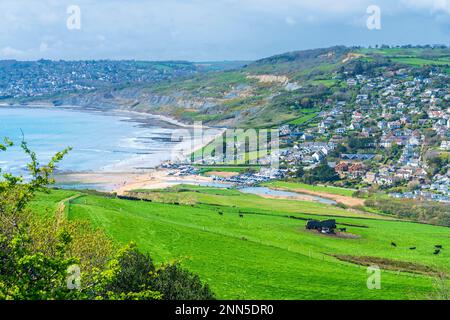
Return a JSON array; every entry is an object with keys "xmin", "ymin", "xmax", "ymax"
[{"xmin": 162, "ymin": 66, "xmax": 450, "ymax": 203}]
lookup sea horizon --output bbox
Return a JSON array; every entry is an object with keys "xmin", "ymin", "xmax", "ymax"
[{"xmin": 0, "ymin": 106, "xmax": 217, "ymax": 178}]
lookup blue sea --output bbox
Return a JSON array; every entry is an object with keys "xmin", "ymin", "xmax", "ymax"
[{"xmin": 0, "ymin": 107, "xmax": 181, "ymax": 176}]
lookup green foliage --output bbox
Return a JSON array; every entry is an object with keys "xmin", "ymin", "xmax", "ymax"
[
  {"xmin": 41, "ymin": 186, "xmax": 450, "ymax": 299},
  {"xmin": 151, "ymin": 264, "xmax": 215, "ymax": 300},
  {"xmin": 0, "ymin": 139, "xmax": 214, "ymax": 300},
  {"xmin": 365, "ymin": 198, "xmax": 450, "ymax": 227},
  {"xmin": 384, "ymin": 144, "xmax": 403, "ymax": 163},
  {"xmin": 288, "ymin": 112, "xmax": 318, "ymax": 125},
  {"xmin": 426, "ymin": 153, "xmax": 449, "ymax": 176},
  {"xmin": 348, "ymin": 137, "xmax": 374, "ymax": 152},
  {"xmin": 301, "ymin": 164, "xmax": 340, "ymax": 184},
  {"xmin": 0, "ymin": 231, "xmax": 78, "ymax": 300},
  {"xmin": 103, "ymin": 243, "xmax": 156, "ymax": 295}
]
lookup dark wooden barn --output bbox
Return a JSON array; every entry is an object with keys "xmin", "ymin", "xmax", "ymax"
[{"xmin": 306, "ymin": 219, "xmax": 337, "ymax": 234}]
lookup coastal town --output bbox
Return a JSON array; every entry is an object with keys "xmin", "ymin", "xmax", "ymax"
[
  {"xmin": 163, "ymin": 62, "xmax": 450, "ymax": 203},
  {"xmin": 2, "ymin": 0, "xmax": 450, "ymax": 304},
  {"xmin": 0, "ymin": 60, "xmax": 200, "ymax": 100},
  {"xmin": 1, "ymin": 48, "xmax": 449, "ymax": 205}
]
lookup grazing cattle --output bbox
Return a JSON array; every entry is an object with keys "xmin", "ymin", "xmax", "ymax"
[
  {"xmin": 409, "ymin": 247, "xmax": 416, "ymax": 250},
  {"xmin": 339, "ymin": 228, "xmax": 347, "ymax": 232},
  {"xmin": 306, "ymin": 220, "xmax": 337, "ymax": 234},
  {"xmin": 306, "ymin": 220, "xmax": 322, "ymax": 230},
  {"xmin": 391, "ymin": 242, "xmax": 397, "ymax": 247},
  {"xmin": 435, "ymin": 245, "xmax": 443, "ymax": 249},
  {"xmin": 239, "ymin": 214, "xmax": 244, "ymax": 218},
  {"xmin": 434, "ymin": 249, "xmax": 441, "ymax": 255},
  {"xmin": 218, "ymin": 211, "xmax": 223, "ymax": 216}
]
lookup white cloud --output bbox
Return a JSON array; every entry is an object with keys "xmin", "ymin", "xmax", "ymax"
[
  {"xmin": 285, "ymin": 16, "xmax": 297, "ymax": 26},
  {"xmin": 401, "ymin": 0, "xmax": 450, "ymax": 14},
  {"xmin": 1, "ymin": 46, "xmax": 24, "ymax": 57},
  {"xmin": 0, "ymin": 0, "xmax": 448, "ymax": 60},
  {"xmin": 39, "ymin": 42, "xmax": 49, "ymax": 52}
]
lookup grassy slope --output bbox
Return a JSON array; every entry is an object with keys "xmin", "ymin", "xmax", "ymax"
[
  {"xmin": 263, "ymin": 181, "xmax": 356, "ymax": 197},
  {"xmin": 32, "ymin": 188, "xmax": 450, "ymax": 300},
  {"xmin": 357, "ymin": 47, "xmax": 450, "ymax": 67},
  {"xmin": 288, "ymin": 112, "xmax": 318, "ymax": 125},
  {"xmin": 128, "ymin": 185, "xmax": 372, "ymax": 219}
]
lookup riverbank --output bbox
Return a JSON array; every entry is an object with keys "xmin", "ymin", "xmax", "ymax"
[{"xmin": 262, "ymin": 181, "xmax": 364, "ymax": 207}]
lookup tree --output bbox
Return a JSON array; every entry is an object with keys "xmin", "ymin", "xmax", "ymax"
[
  {"xmin": 302, "ymin": 163, "xmax": 339, "ymax": 184},
  {"xmin": 151, "ymin": 264, "xmax": 215, "ymax": 300},
  {"xmin": 0, "ymin": 138, "xmax": 214, "ymax": 300}
]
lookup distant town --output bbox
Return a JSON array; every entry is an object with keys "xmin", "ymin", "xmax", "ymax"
[
  {"xmin": 1, "ymin": 47, "xmax": 449, "ymax": 204},
  {"xmin": 165, "ymin": 58, "xmax": 450, "ymax": 204},
  {"xmin": 0, "ymin": 60, "xmax": 202, "ymax": 100}
]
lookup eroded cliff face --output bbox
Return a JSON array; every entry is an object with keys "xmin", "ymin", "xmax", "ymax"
[
  {"xmin": 46, "ymin": 88, "xmax": 225, "ymax": 123},
  {"xmin": 143, "ymin": 93, "xmax": 218, "ymax": 110}
]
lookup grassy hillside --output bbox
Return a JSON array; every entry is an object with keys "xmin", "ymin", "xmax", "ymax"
[
  {"xmin": 357, "ymin": 47, "xmax": 450, "ymax": 68},
  {"xmin": 137, "ymin": 46, "xmax": 450, "ymax": 127},
  {"xmin": 32, "ymin": 187, "xmax": 450, "ymax": 299},
  {"xmin": 19, "ymin": 46, "xmax": 449, "ymax": 127}
]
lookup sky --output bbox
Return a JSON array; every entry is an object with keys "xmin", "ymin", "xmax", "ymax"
[{"xmin": 0, "ymin": 0, "xmax": 449, "ymax": 61}]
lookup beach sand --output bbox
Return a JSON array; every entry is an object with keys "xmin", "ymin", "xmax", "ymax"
[
  {"xmin": 49, "ymin": 106, "xmax": 226, "ymax": 193},
  {"xmin": 55, "ymin": 170, "xmax": 214, "ymax": 195}
]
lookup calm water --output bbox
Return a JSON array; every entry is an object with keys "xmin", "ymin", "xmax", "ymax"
[
  {"xmin": 239, "ymin": 186, "xmax": 337, "ymax": 205},
  {"xmin": 0, "ymin": 107, "xmax": 181, "ymax": 175}
]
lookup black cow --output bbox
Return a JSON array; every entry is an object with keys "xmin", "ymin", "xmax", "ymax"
[
  {"xmin": 409, "ymin": 247, "xmax": 416, "ymax": 250},
  {"xmin": 435, "ymin": 245, "xmax": 443, "ymax": 249},
  {"xmin": 239, "ymin": 213, "xmax": 244, "ymax": 218},
  {"xmin": 339, "ymin": 228, "xmax": 347, "ymax": 232},
  {"xmin": 306, "ymin": 219, "xmax": 336, "ymax": 230},
  {"xmin": 218, "ymin": 211, "xmax": 223, "ymax": 216},
  {"xmin": 391, "ymin": 242, "xmax": 397, "ymax": 247},
  {"xmin": 434, "ymin": 249, "xmax": 441, "ymax": 255}
]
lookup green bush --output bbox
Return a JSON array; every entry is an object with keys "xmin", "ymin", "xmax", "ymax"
[
  {"xmin": 0, "ymin": 138, "xmax": 214, "ymax": 300},
  {"xmin": 151, "ymin": 264, "xmax": 215, "ymax": 300},
  {"xmin": 365, "ymin": 198, "xmax": 450, "ymax": 227}
]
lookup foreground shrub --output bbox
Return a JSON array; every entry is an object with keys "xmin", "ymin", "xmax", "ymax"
[
  {"xmin": 0, "ymin": 138, "xmax": 214, "ymax": 300},
  {"xmin": 152, "ymin": 263, "xmax": 215, "ymax": 300}
]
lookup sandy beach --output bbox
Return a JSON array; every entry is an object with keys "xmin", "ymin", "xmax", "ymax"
[
  {"xmin": 50, "ymin": 107, "xmax": 225, "ymax": 193},
  {"xmin": 55, "ymin": 169, "xmax": 215, "ymax": 195}
]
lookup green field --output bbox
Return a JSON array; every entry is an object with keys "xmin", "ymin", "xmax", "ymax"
[
  {"xmin": 356, "ymin": 47, "xmax": 450, "ymax": 67},
  {"xmin": 310, "ymin": 79, "xmax": 338, "ymax": 87},
  {"xmin": 288, "ymin": 112, "xmax": 318, "ymax": 125},
  {"xmin": 391, "ymin": 57, "xmax": 450, "ymax": 67},
  {"xmin": 128, "ymin": 184, "xmax": 371, "ymax": 218},
  {"xmin": 263, "ymin": 181, "xmax": 356, "ymax": 197},
  {"xmin": 32, "ymin": 186, "xmax": 450, "ymax": 300}
]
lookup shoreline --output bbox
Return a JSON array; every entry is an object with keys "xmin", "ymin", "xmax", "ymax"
[
  {"xmin": 1, "ymin": 102, "xmax": 225, "ymax": 130},
  {"xmin": 55, "ymin": 170, "xmax": 216, "ymax": 195},
  {"xmin": 2, "ymin": 103, "xmax": 225, "ymax": 192},
  {"xmin": 4, "ymin": 103, "xmax": 227, "ymax": 192}
]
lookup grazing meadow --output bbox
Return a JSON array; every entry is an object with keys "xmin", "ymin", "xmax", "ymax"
[{"xmin": 32, "ymin": 185, "xmax": 450, "ymax": 299}]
